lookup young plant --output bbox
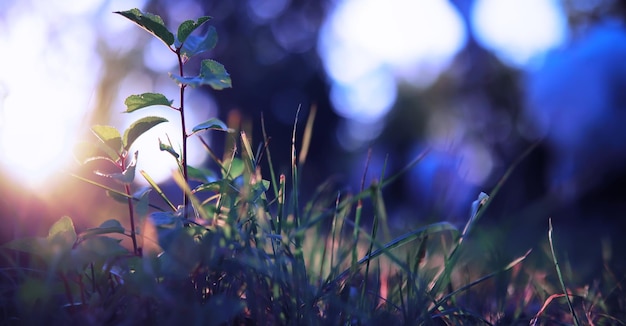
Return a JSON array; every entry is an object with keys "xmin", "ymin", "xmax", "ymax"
[
  {"xmin": 2, "ymin": 8, "xmax": 234, "ymax": 323},
  {"xmin": 73, "ymin": 8, "xmax": 232, "ymax": 256}
]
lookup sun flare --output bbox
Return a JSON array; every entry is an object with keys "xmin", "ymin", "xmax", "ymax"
[
  {"xmin": 0, "ymin": 87, "xmax": 85, "ymax": 187},
  {"xmin": 0, "ymin": 2, "xmax": 100, "ymax": 188}
]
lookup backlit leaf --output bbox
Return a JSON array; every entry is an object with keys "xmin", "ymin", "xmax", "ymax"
[
  {"xmin": 115, "ymin": 8, "xmax": 175, "ymax": 46},
  {"xmin": 170, "ymin": 59, "xmax": 231, "ymax": 90},
  {"xmin": 177, "ymin": 16, "xmax": 211, "ymax": 47},
  {"xmin": 180, "ymin": 26, "xmax": 217, "ymax": 61},
  {"xmin": 91, "ymin": 125, "xmax": 122, "ymax": 160},
  {"xmin": 47, "ymin": 216, "xmax": 77, "ymax": 254},
  {"xmin": 124, "ymin": 93, "xmax": 172, "ymax": 113},
  {"xmin": 48, "ymin": 216, "xmax": 77, "ymax": 242},
  {"xmin": 78, "ymin": 219, "xmax": 125, "ymax": 239},
  {"xmin": 123, "ymin": 116, "xmax": 168, "ymax": 151},
  {"xmin": 191, "ymin": 118, "xmax": 229, "ymax": 134}
]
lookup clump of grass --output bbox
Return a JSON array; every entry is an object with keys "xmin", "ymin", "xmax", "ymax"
[{"xmin": 1, "ymin": 8, "xmax": 624, "ymax": 326}]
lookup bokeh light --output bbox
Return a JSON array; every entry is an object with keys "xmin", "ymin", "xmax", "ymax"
[
  {"xmin": 523, "ymin": 23, "xmax": 626, "ymax": 199},
  {"xmin": 471, "ymin": 0, "xmax": 568, "ymax": 67},
  {"xmin": 318, "ymin": 0, "xmax": 467, "ymax": 148}
]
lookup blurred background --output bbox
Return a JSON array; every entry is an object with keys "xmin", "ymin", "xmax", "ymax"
[{"xmin": 1, "ymin": 0, "xmax": 626, "ymax": 280}]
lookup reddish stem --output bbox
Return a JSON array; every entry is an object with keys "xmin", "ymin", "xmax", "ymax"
[{"xmin": 120, "ymin": 154, "xmax": 139, "ymax": 256}]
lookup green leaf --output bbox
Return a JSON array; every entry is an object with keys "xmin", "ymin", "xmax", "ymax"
[
  {"xmin": 123, "ymin": 116, "xmax": 168, "ymax": 151},
  {"xmin": 95, "ymin": 151, "xmax": 138, "ymax": 184},
  {"xmin": 91, "ymin": 125, "xmax": 122, "ymax": 160},
  {"xmin": 73, "ymin": 236, "xmax": 127, "ymax": 266},
  {"xmin": 100, "ymin": 219, "xmax": 125, "ymax": 231},
  {"xmin": 134, "ymin": 187, "xmax": 152, "ymax": 218},
  {"xmin": 115, "ymin": 8, "xmax": 175, "ymax": 46},
  {"xmin": 177, "ymin": 16, "xmax": 211, "ymax": 47},
  {"xmin": 124, "ymin": 93, "xmax": 172, "ymax": 113},
  {"xmin": 159, "ymin": 137, "xmax": 180, "ymax": 159},
  {"xmin": 191, "ymin": 118, "xmax": 229, "ymax": 134},
  {"xmin": 106, "ymin": 189, "xmax": 130, "ymax": 203},
  {"xmin": 170, "ymin": 59, "xmax": 232, "ymax": 90},
  {"xmin": 43, "ymin": 216, "xmax": 78, "ymax": 266},
  {"xmin": 198, "ymin": 59, "xmax": 231, "ymax": 89},
  {"xmin": 78, "ymin": 219, "xmax": 125, "ymax": 239},
  {"xmin": 222, "ymin": 158, "xmax": 244, "ymax": 180},
  {"xmin": 180, "ymin": 26, "xmax": 217, "ymax": 61},
  {"xmin": 187, "ymin": 165, "xmax": 215, "ymax": 182},
  {"xmin": 48, "ymin": 216, "xmax": 77, "ymax": 245}
]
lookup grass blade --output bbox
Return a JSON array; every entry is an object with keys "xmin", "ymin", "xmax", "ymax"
[
  {"xmin": 548, "ymin": 218, "xmax": 580, "ymax": 326},
  {"xmin": 298, "ymin": 104, "xmax": 316, "ymax": 166},
  {"xmin": 429, "ymin": 249, "xmax": 532, "ymax": 314},
  {"xmin": 70, "ymin": 173, "xmax": 165, "ymax": 211},
  {"xmin": 140, "ymin": 170, "xmax": 176, "ymax": 211},
  {"xmin": 325, "ymin": 221, "xmax": 458, "ymax": 293}
]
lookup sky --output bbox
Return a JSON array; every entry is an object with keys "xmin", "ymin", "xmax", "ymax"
[{"xmin": 0, "ymin": 0, "xmax": 568, "ymax": 188}]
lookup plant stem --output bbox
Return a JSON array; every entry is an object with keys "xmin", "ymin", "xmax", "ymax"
[
  {"xmin": 120, "ymin": 153, "xmax": 139, "ymax": 256},
  {"xmin": 125, "ymin": 183, "xmax": 139, "ymax": 256},
  {"xmin": 176, "ymin": 50, "xmax": 190, "ymax": 216}
]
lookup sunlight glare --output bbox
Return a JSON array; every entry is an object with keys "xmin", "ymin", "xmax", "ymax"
[{"xmin": 0, "ymin": 0, "xmax": 104, "ymax": 187}]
